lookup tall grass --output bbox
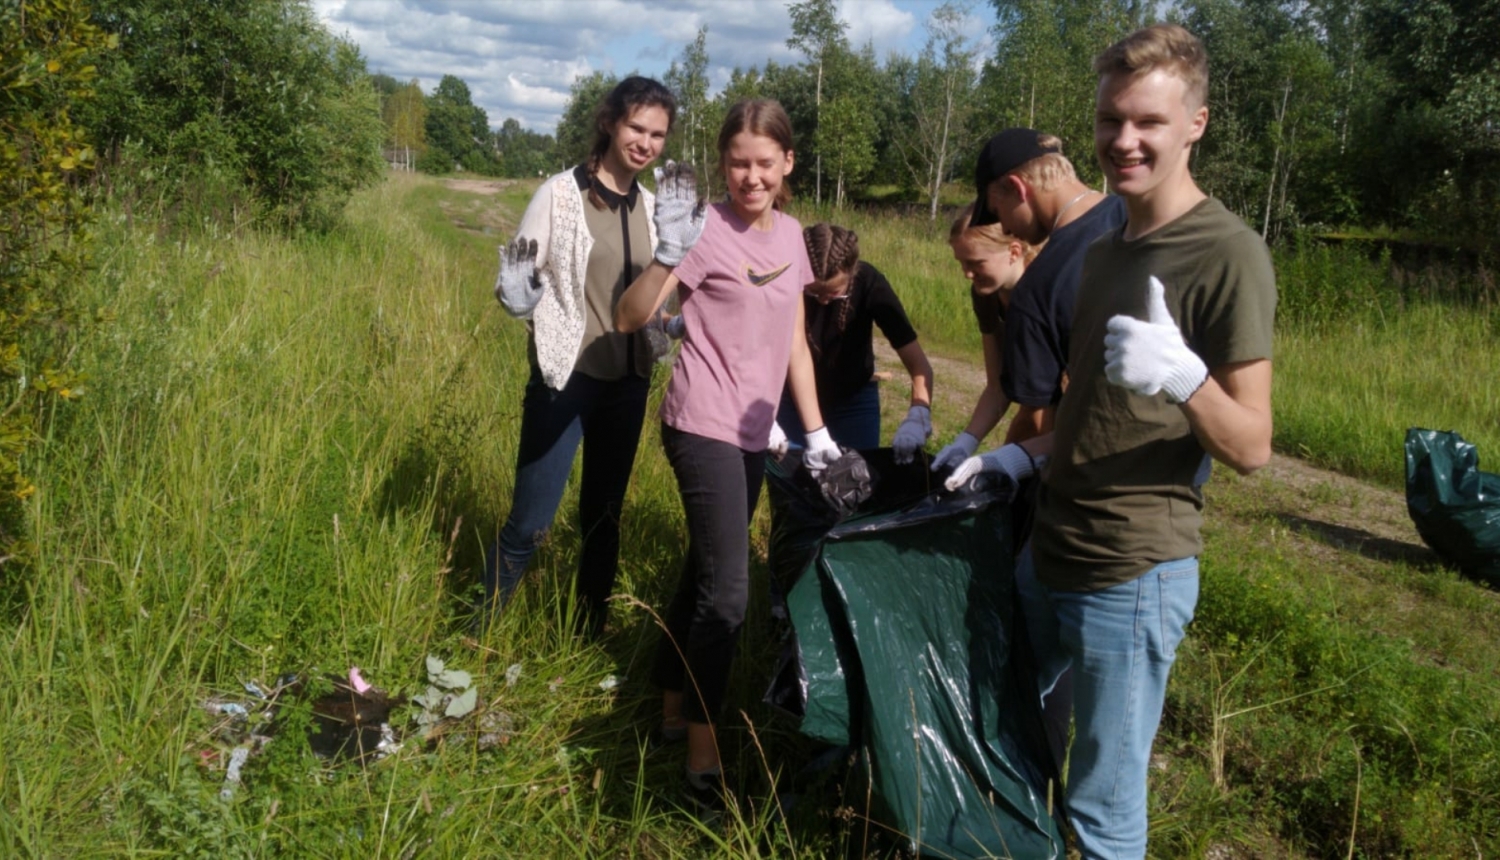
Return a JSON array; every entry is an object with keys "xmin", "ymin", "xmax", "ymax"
[{"xmin": 3, "ymin": 173, "xmax": 1497, "ymax": 857}]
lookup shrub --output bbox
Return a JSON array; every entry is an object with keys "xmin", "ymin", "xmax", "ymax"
[{"xmin": 0, "ymin": 0, "xmax": 111, "ymax": 558}]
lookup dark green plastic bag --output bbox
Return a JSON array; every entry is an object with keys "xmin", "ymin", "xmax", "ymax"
[
  {"xmin": 1404, "ymin": 428, "xmax": 1500, "ymax": 587},
  {"xmin": 766, "ymin": 452, "xmax": 1063, "ymax": 859}
]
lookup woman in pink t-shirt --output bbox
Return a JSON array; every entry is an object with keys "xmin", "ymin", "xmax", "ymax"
[{"xmin": 615, "ymin": 99, "xmax": 840, "ymax": 815}]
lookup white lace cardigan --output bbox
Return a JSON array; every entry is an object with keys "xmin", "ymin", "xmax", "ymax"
[{"xmin": 495, "ymin": 168, "xmax": 658, "ymax": 390}]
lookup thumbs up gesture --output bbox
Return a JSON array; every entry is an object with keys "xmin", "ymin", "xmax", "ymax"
[{"xmin": 1103, "ymin": 276, "xmax": 1208, "ymax": 404}]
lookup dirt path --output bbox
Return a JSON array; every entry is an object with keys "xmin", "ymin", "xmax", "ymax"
[
  {"xmin": 873, "ymin": 340, "xmax": 1433, "ymax": 561},
  {"xmin": 442, "ymin": 178, "xmax": 517, "ymax": 195}
]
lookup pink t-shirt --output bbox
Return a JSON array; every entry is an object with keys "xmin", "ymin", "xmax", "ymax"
[{"xmin": 660, "ymin": 203, "xmax": 812, "ymax": 450}]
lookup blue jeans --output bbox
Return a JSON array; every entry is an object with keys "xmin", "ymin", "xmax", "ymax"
[
  {"xmin": 483, "ymin": 366, "xmax": 648, "ymax": 638},
  {"xmin": 775, "ymin": 380, "xmax": 880, "ymax": 449},
  {"xmin": 1015, "ymin": 546, "xmax": 1200, "ymax": 860}
]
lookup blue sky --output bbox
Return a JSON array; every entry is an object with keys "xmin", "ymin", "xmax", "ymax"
[{"xmin": 312, "ymin": 0, "xmax": 993, "ymax": 133}]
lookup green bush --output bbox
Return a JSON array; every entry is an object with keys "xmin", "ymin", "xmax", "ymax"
[
  {"xmin": 0, "ymin": 0, "xmax": 111, "ymax": 558},
  {"xmin": 82, "ymin": 0, "xmax": 386, "ymax": 232}
]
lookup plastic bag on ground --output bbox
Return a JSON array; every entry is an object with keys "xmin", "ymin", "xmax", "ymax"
[{"xmin": 1405, "ymin": 427, "xmax": 1500, "ymax": 587}]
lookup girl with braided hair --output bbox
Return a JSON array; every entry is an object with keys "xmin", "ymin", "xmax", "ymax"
[
  {"xmin": 771, "ymin": 223, "xmax": 934, "ymax": 463},
  {"xmin": 488, "ymin": 76, "xmax": 677, "ymax": 639}
]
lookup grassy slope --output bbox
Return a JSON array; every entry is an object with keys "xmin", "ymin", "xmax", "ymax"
[{"xmin": 2, "ymin": 173, "xmax": 1496, "ymax": 858}]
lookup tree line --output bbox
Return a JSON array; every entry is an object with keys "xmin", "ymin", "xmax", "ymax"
[{"xmin": 448, "ymin": 0, "xmax": 1498, "ymax": 256}]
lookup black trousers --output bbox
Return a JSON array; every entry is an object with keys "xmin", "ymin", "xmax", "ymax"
[{"xmin": 652, "ymin": 424, "xmax": 766, "ymax": 724}]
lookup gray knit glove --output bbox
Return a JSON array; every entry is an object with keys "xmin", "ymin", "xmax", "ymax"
[
  {"xmin": 496, "ymin": 236, "xmax": 541, "ymax": 317},
  {"xmin": 944, "ymin": 443, "xmax": 1041, "ymax": 493},
  {"xmin": 652, "ymin": 161, "xmax": 706, "ymax": 267}
]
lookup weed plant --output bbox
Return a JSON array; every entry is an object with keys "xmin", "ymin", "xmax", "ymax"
[{"xmin": 3, "ymin": 174, "xmax": 1497, "ymax": 857}]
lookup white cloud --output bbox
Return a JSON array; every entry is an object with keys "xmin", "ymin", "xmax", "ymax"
[{"xmin": 317, "ymin": 0, "xmax": 959, "ymax": 133}]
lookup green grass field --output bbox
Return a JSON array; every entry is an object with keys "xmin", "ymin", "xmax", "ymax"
[{"xmin": 3, "ymin": 173, "xmax": 1497, "ymax": 857}]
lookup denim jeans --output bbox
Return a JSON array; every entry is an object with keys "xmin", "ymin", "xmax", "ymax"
[
  {"xmin": 775, "ymin": 380, "xmax": 881, "ymax": 449},
  {"xmin": 1014, "ymin": 545, "xmax": 1200, "ymax": 860},
  {"xmin": 483, "ymin": 366, "xmax": 648, "ymax": 638},
  {"xmin": 651, "ymin": 424, "xmax": 766, "ymax": 724}
]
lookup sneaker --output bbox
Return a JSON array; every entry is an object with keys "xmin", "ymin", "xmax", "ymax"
[{"xmin": 683, "ymin": 769, "xmax": 731, "ymax": 819}]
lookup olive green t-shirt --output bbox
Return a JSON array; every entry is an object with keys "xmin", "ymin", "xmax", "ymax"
[{"xmin": 1033, "ymin": 197, "xmax": 1276, "ymax": 591}]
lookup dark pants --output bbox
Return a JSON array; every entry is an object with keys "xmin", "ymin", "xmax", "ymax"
[
  {"xmin": 651, "ymin": 424, "xmax": 766, "ymax": 724},
  {"xmin": 484, "ymin": 366, "xmax": 648, "ymax": 638},
  {"xmin": 776, "ymin": 380, "xmax": 881, "ymax": 450}
]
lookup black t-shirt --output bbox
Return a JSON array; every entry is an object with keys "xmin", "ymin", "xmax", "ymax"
[
  {"xmin": 1001, "ymin": 194, "xmax": 1128, "ymax": 406},
  {"xmin": 803, "ymin": 261, "xmax": 919, "ymax": 407}
]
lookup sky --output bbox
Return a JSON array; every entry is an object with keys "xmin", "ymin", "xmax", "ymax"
[{"xmin": 311, "ymin": 0, "xmax": 993, "ymax": 133}]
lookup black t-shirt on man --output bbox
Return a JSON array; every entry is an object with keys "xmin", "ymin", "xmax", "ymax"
[{"xmin": 1001, "ymin": 194, "xmax": 1128, "ymax": 406}]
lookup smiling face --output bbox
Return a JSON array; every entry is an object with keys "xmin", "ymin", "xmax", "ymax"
[
  {"xmin": 604, "ymin": 104, "xmax": 671, "ymax": 176},
  {"xmin": 723, "ymin": 131, "xmax": 794, "ymax": 229},
  {"xmin": 950, "ymin": 235, "xmax": 1024, "ymax": 296},
  {"xmin": 1094, "ymin": 68, "xmax": 1207, "ymax": 207}
]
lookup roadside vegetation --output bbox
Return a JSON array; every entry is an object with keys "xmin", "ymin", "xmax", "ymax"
[{"xmin": 3, "ymin": 173, "xmax": 1497, "ymax": 857}]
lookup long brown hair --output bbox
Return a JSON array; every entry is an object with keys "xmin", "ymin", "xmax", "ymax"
[
  {"xmin": 716, "ymin": 99, "xmax": 795, "ymax": 209},
  {"xmin": 585, "ymin": 76, "xmax": 677, "ymax": 210}
]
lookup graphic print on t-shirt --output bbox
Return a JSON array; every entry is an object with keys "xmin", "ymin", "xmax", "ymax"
[{"xmin": 745, "ymin": 261, "xmax": 793, "ymax": 287}]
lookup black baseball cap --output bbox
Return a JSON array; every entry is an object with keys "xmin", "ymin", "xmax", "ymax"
[{"xmin": 970, "ymin": 128, "xmax": 1058, "ymax": 227}]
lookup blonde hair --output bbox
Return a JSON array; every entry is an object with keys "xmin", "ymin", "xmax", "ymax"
[
  {"xmin": 1093, "ymin": 24, "xmax": 1209, "ymax": 110},
  {"xmin": 1010, "ymin": 134, "xmax": 1077, "ymax": 192},
  {"xmin": 949, "ymin": 203, "xmax": 1040, "ymax": 263}
]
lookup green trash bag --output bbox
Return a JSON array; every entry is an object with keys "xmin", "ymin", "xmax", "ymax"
[
  {"xmin": 1405, "ymin": 428, "xmax": 1500, "ymax": 587},
  {"xmin": 765, "ymin": 451, "xmax": 1064, "ymax": 859}
]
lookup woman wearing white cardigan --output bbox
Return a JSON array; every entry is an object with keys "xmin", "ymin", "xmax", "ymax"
[{"xmin": 490, "ymin": 76, "xmax": 676, "ymax": 638}]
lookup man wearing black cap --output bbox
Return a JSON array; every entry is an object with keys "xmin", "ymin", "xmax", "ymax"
[{"xmin": 934, "ymin": 128, "xmax": 1125, "ymax": 489}]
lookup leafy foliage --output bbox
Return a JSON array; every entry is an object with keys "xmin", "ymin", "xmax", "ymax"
[
  {"xmin": 423, "ymin": 74, "xmax": 497, "ymax": 175},
  {"xmin": 0, "ymin": 0, "xmax": 111, "ymax": 558},
  {"xmin": 82, "ymin": 0, "xmax": 386, "ymax": 231}
]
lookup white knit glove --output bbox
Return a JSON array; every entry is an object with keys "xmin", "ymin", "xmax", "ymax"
[
  {"xmin": 1104, "ymin": 275, "xmax": 1208, "ymax": 404},
  {"xmin": 652, "ymin": 161, "xmax": 706, "ymax": 267},
  {"xmin": 929, "ymin": 431, "xmax": 979, "ymax": 473},
  {"xmin": 766, "ymin": 421, "xmax": 789, "ymax": 457},
  {"xmin": 664, "ymin": 314, "xmax": 686, "ymax": 339},
  {"xmin": 944, "ymin": 443, "xmax": 1040, "ymax": 492},
  {"xmin": 803, "ymin": 426, "xmax": 842, "ymax": 473},
  {"xmin": 495, "ymin": 236, "xmax": 541, "ymax": 316},
  {"xmin": 890, "ymin": 405, "xmax": 932, "ymax": 464}
]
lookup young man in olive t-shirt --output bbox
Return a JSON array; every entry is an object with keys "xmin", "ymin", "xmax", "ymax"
[{"xmin": 944, "ymin": 24, "xmax": 1277, "ymax": 860}]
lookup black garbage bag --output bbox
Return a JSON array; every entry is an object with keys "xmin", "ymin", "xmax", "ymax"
[
  {"xmin": 764, "ymin": 449, "xmax": 1062, "ymax": 859},
  {"xmin": 1405, "ymin": 428, "xmax": 1500, "ymax": 587}
]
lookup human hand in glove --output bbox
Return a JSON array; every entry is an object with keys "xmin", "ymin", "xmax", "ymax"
[
  {"xmin": 802, "ymin": 426, "xmax": 842, "ymax": 473},
  {"xmin": 664, "ymin": 314, "xmax": 686, "ymax": 339},
  {"xmin": 496, "ymin": 236, "xmax": 541, "ymax": 315},
  {"xmin": 943, "ymin": 443, "xmax": 1040, "ymax": 492},
  {"xmin": 929, "ymin": 431, "xmax": 979, "ymax": 473},
  {"xmin": 766, "ymin": 421, "xmax": 789, "ymax": 458},
  {"xmin": 890, "ymin": 405, "xmax": 932, "ymax": 464},
  {"xmin": 1104, "ymin": 275, "xmax": 1207, "ymax": 404},
  {"xmin": 652, "ymin": 161, "xmax": 707, "ymax": 267}
]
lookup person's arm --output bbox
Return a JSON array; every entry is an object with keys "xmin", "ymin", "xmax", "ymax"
[
  {"xmin": 786, "ymin": 299, "xmax": 826, "ymax": 434},
  {"xmin": 1003, "ymin": 403, "xmax": 1053, "ymax": 444},
  {"xmin": 614, "ymin": 261, "xmax": 678, "ymax": 333},
  {"xmin": 964, "ymin": 332, "xmax": 1010, "ymax": 440},
  {"xmin": 1180, "ymin": 359, "xmax": 1272, "ymax": 475},
  {"xmin": 894, "ymin": 340, "xmax": 932, "ymax": 408},
  {"xmin": 1103, "ymin": 275, "xmax": 1272, "ymax": 475}
]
